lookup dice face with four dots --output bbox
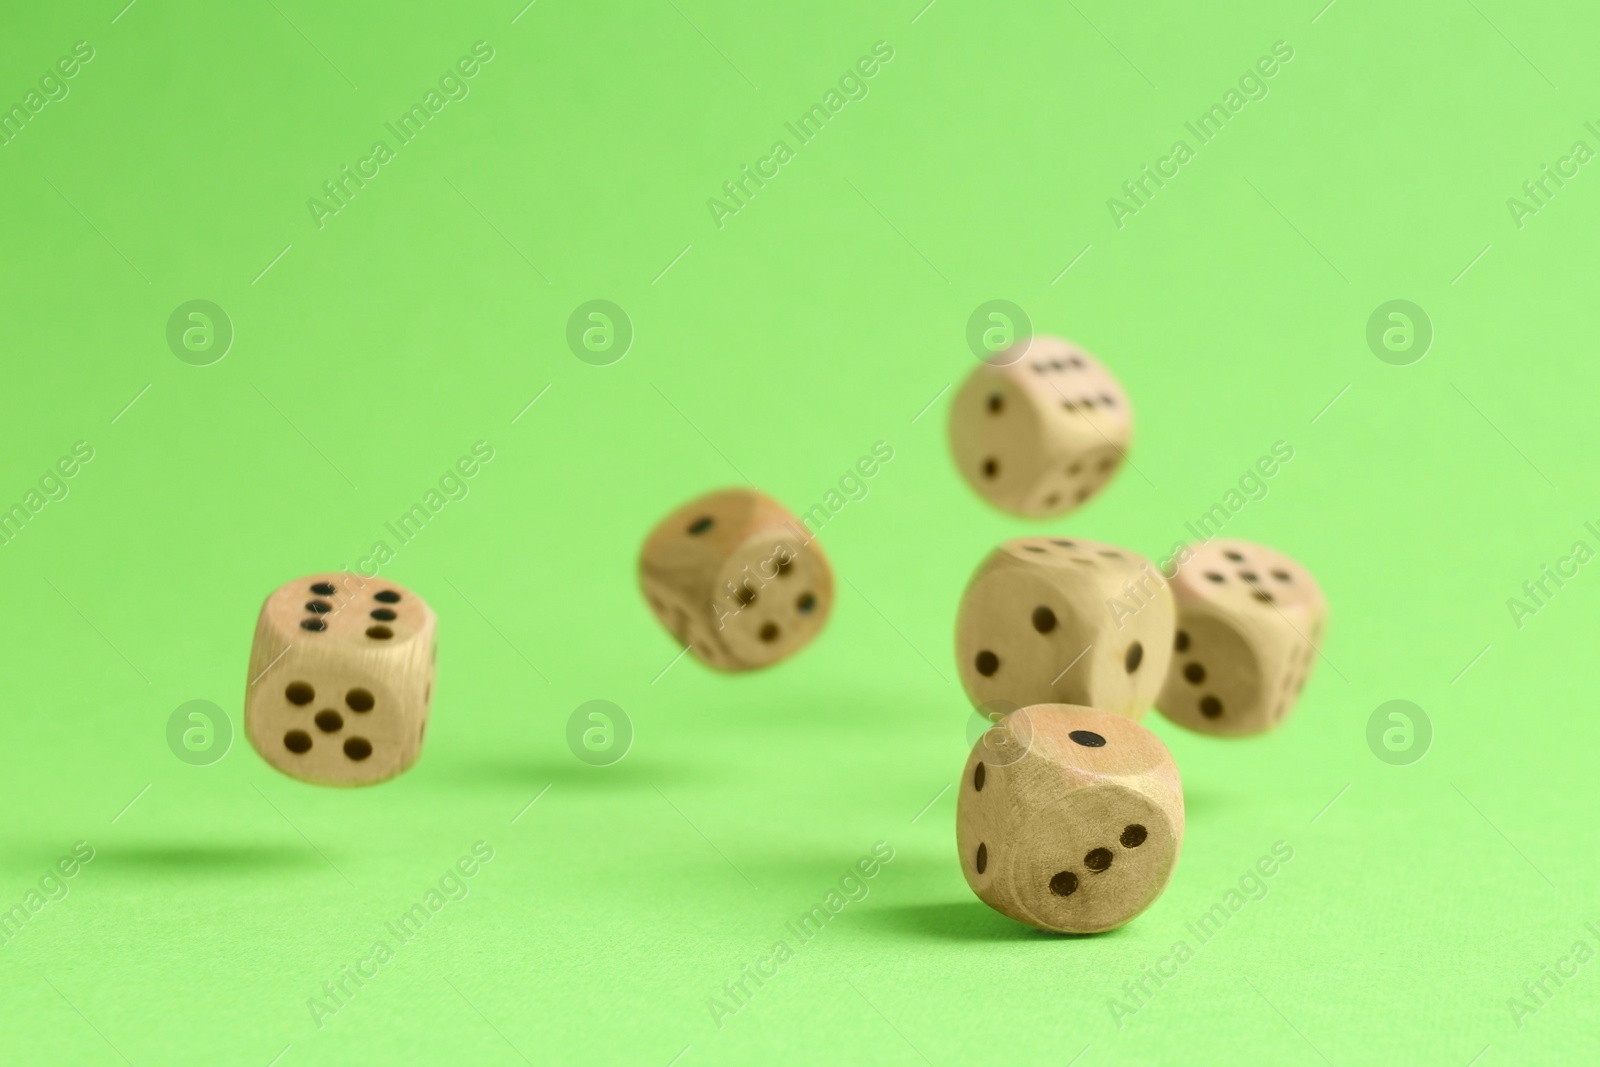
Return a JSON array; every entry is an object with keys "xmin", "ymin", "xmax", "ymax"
[
  {"xmin": 956, "ymin": 538, "xmax": 1175, "ymax": 720},
  {"xmin": 1155, "ymin": 540, "xmax": 1327, "ymax": 737},
  {"xmin": 244, "ymin": 573, "xmax": 437, "ymax": 786},
  {"xmin": 948, "ymin": 337, "xmax": 1133, "ymax": 518},
  {"xmin": 957, "ymin": 704, "xmax": 1184, "ymax": 934},
  {"xmin": 639, "ymin": 488, "xmax": 833, "ymax": 672}
]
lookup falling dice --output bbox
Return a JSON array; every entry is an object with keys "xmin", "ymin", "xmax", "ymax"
[
  {"xmin": 956, "ymin": 537, "xmax": 1175, "ymax": 719},
  {"xmin": 948, "ymin": 336, "xmax": 1133, "ymax": 518},
  {"xmin": 244, "ymin": 573, "xmax": 437, "ymax": 786},
  {"xmin": 639, "ymin": 488, "xmax": 833, "ymax": 671},
  {"xmin": 958, "ymin": 704, "xmax": 1183, "ymax": 933},
  {"xmin": 1155, "ymin": 539, "xmax": 1327, "ymax": 736}
]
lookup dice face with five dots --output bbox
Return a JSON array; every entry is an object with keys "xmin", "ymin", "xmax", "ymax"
[
  {"xmin": 956, "ymin": 538, "xmax": 1175, "ymax": 720},
  {"xmin": 245, "ymin": 573, "xmax": 437, "ymax": 786},
  {"xmin": 1155, "ymin": 540, "xmax": 1327, "ymax": 737},
  {"xmin": 957, "ymin": 704, "xmax": 1184, "ymax": 934},
  {"xmin": 948, "ymin": 337, "xmax": 1133, "ymax": 518},
  {"xmin": 639, "ymin": 489, "xmax": 833, "ymax": 671}
]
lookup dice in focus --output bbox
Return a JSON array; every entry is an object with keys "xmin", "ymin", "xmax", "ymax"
[
  {"xmin": 956, "ymin": 537, "xmax": 1174, "ymax": 720},
  {"xmin": 244, "ymin": 573, "xmax": 437, "ymax": 786},
  {"xmin": 948, "ymin": 337, "xmax": 1133, "ymax": 518},
  {"xmin": 639, "ymin": 488, "xmax": 833, "ymax": 671},
  {"xmin": 1155, "ymin": 539, "xmax": 1326, "ymax": 736},
  {"xmin": 957, "ymin": 704, "xmax": 1183, "ymax": 933}
]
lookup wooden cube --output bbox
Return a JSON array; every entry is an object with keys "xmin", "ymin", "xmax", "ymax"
[
  {"xmin": 639, "ymin": 488, "xmax": 833, "ymax": 671},
  {"xmin": 957, "ymin": 704, "xmax": 1183, "ymax": 933},
  {"xmin": 244, "ymin": 573, "xmax": 436, "ymax": 786}
]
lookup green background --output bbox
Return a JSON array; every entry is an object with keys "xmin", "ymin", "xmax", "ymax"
[{"xmin": 2, "ymin": 0, "xmax": 1597, "ymax": 1063}]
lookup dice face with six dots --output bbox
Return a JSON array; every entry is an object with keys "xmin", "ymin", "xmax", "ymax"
[
  {"xmin": 1155, "ymin": 540, "xmax": 1327, "ymax": 737},
  {"xmin": 244, "ymin": 573, "xmax": 437, "ymax": 786},
  {"xmin": 957, "ymin": 704, "xmax": 1184, "ymax": 933},
  {"xmin": 948, "ymin": 337, "xmax": 1133, "ymax": 518},
  {"xmin": 639, "ymin": 488, "xmax": 833, "ymax": 672},
  {"xmin": 956, "ymin": 538, "xmax": 1175, "ymax": 720}
]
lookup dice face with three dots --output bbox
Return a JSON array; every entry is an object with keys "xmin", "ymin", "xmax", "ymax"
[
  {"xmin": 948, "ymin": 337, "xmax": 1133, "ymax": 518},
  {"xmin": 957, "ymin": 704, "xmax": 1184, "ymax": 934},
  {"xmin": 1155, "ymin": 540, "xmax": 1327, "ymax": 737},
  {"xmin": 956, "ymin": 538, "xmax": 1175, "ymax": 720},
  {"xmin": 639, "ymin": 489, "xmax": 833, "ymax": 672},
  {"xmin": 244, "ymin": 573, "xmax": 437, "ymax": 786}
]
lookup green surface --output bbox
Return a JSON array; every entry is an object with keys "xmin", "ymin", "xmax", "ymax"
[{"xmin": 2, "ymin": 1, "xmax": 1598, "ymax": 1063}]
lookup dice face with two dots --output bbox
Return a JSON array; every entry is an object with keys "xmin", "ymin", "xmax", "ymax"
[
  {"xmin": 948, "ymin": 337, "xmax": 1133, "ymax": 519},
  {"xmin": 957, "ymin": 704, "xmax": 1184, "ymax": 934},
  {"xmin": 1155, "ymin": 540, "xmax": 1327, "ymax": 737},
  {"xmin": 955, "ymin": 538, "xmax": 1175, "ymax": 720},
  {"xmin": 245, "ymin": 574, "xmax": 437, "ymax": 786},
  {"xmin": 639, "ymin": 489, "xmax": 833, "ymax": 672}
]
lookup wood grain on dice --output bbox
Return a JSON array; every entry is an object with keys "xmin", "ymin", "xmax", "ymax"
[
  {"xmin": 639, "ymin": 488, "xmax": 832, "ymax": 671},
  {"xmin": 245, "ymin": 573, "xmax": 436, "ymax": 786},
  {"xmin": 1155, "ymin": 539, "xmax": 1327, "ymax": 736},
  {"xmin": 956, "ymin": 537, "xmax": 1174, "ymax": 719},
  {"xmin": 958, "ymin": 704, "xmax": 1183, "ymax": 933},
  {"xmin": 948, "ymin": 337, "xmax": 1133, "ymax": 518}
]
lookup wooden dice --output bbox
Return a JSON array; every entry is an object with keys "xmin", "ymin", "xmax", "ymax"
[
  {"xmin": 948, "ymin": 337, "xmax": 1133, "ymax": 518},
  {"xmin": 958, "ymin": 704, "xmax": 1183, "ymax": 933},
  {"xmin": 956, "ymin": 537, "xmax": 1174, "ymax": 719},
  {"xmin": 244, "ymin": 573, "xmax": 437, "ymax": 786},
  {"xmin": 1155, "ymin": 539, "xmax": 1327, "ymax": 736},
  {"xmin": 639, "ymin": 488, "xmax": 833, "ymax": 671}
]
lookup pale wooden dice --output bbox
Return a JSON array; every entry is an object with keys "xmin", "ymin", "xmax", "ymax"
[
  {"xmin": 956, "ymin": 537, "xmax": 1174, "ymax": 719},
  {"xmin": 958, "ymin": 704, "xmax": 1183, "ymax": 933},
  {"xmin": 948, "ymin": 337, "xmax": 1133, "ymax": 518},
  {"xmin": 639, "ymin": 488, "xmax": 833, "ymax": 671},
  {"xmin": 1155, "ymin": 539, "xmax": 1327, "ymax": 736},
  {"xmin": 244, "ymin": 573, "xmax": 437, "ymax": 786}
]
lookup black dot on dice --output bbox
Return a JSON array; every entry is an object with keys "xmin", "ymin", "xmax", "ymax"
[
  {"xmin": 1125, "ymin": 642, "xmax": 1143, "ymax": 672},
  {"xmin": 1184, "ymin": 663, "xmax": 1206, "ymax": 684},
  {"xmin": 370, "ymin": 608, "xmax": 396, "ymax": 621},
  {"xmin": 982, "ymin": 457, "xmax": 999, "ymax": 479},
  {"xmin": 973, "ymin": 762, "xmax": 986, "ymax": 791},
  {"xmin": 1253, "ymin": 591, "xmax": 1274, "ymax": 603},
  {"xmin": 284, "ymin": 730, "xmax": 312, "ymax": 754},
  {"xmin": 688, "ymin": 516, "xmax": 714, "ymax": 535},
  {"xmin": 1084, "ymin": 847, "xmax": 1113, "ymax": 872},
  {"xmin": 314, "ymin": 710, "xmax": 343, "ymax": 733},
  {"xmin": 1240, "ymin": 570, "xmax": 1259, "ymax": 582},
  {"xmin": 1205, "ymin": 572, "xmax": 1225, "ymax": 583},
  {"xmin": 1049, "ymin": 870, "xmax": 1078, "ymax": 896},
  {"xmin": 374, "ymin": 590, "xmax": 402, "ymax": 604},
  {"xmin": 301, "ymin": 618, "xmax": 327, "ymax": 632},
  {"xmin": 796, "ymin": 593, "xmax": 816, "ymax": 614},
  {"xmin": 759, "ymin": 623, "xmax": 780, "ymax": 643},
  {"xmin": 310, "ymin": 581, "xmax": 336, "ymax": 596},
  {"xmin": 975, "ymin": 843, "xmax": 988, "ymax": 874},
  {"xmin": 1175, "ymin": 630, "xmax": 1190, "ymax": 652},
  {"xmin": 776, "ymin": 555, "xmax": 794, "ymax": 577},
  {"xmin": 1052, "ymin": 539, "xmax": 1075, "ymax": 548},
  {"xmin": 975, "ymin": 650, "xmax": 1000, "ymax": 676},
  {"xmin": 1069, "ymin": 730, "xmax": 1106, "ymax": 748},
  {"xmin": 1225, "ymin": 550, "xmax": 1244, "ymax": 562},
  {"xmin": 1121, "ymin": 824, "xmax": 1148, "ymax": 848},
  {"xmin": 736, "ymin": 585, "xmax": 757, "ymax": 606},
  {"xmin": 305, "ymin": 600, "xmax": 332, "ymax": 614},
  {"xmin": 987, "ymin": 393, "xmax": 1003, "ymax": 414},
  {"xmin": 1032, "ymin": 606, "xmax": 1057, "ymax": 633},
  {"xmin": 1200, "ymin": 696, "xmax": 1223, "ymax": 718},
  {"xmin": 366, "ymin": 626, "xmax": 394, "ymax": 640},
  {"xmin": 285, "ymin": 682, "xmax": 315, "ymax": 706},
  {"xmin": 1273, "ymin": 569, "xmax": 1293, "ymax": 582},
  {"xmin": 343, "ymin": 737, "xmax": 372, "ymax": 761},
  {"xmin": 346, "ymin": 688, "xmax": 374, "ymax": 712}
]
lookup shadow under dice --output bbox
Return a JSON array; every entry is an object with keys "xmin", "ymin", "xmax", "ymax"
[
  {"xmin": 956, "ymin": 538, "xmax": 1174, "ymax": 719},
  {"xmin": 1156, "ymin": 539, "xmax": 1327, "ymax": 737},
  {"xmin": 244, "ymin": 573, "xmax": 437, "ymax": 786},
  {"xmin": 957, "ymin": 704, "xmax": 1183, "ymax": 933},
  {"xmin": 948, "ymin": 336, "xmax": 1133, "ymax": 519},
  {"xmin": 639, "ymin": 488, "xmax": 833, "ymax": 672}
]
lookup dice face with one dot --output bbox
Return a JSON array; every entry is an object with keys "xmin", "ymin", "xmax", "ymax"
[
  {"xmin": 948, "ymin": 337, "xmax": 1133, "ymax": 518},
  {"xmin": 957, "ymin": 704, "xmax": 1183, "ymax": 934},
  {"xmin": 1155, "ymin": 540, "xmax": 1327, "ymax": 737},
  {"xmin": 244, "ymin": 573, "xmax": 437, "ymax": 786},
  {"xmin": 639, "ymin": 489, "xmax": 833, "ymax": 672},
  {"xmin": 956, "ymin": 538, "xmax": 1175, "ymax": 720}
]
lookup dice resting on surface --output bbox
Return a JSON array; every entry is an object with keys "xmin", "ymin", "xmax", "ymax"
[
  {"xmin": 639, "ymin": 488, "xmax": 834, "ymax": 671},
  {"xmin": 958, "ymin": 704, "xmax": 1184, "ymax": 933},
  {"xmin": 948, "ymin": 337, "xmax": 1133, "ymax": 519},
  {"xmin": 244, "ymin": 573, "xmax": 437, "ymax": 787}
]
